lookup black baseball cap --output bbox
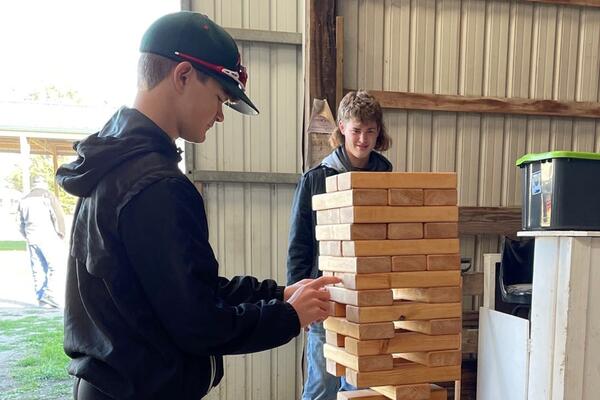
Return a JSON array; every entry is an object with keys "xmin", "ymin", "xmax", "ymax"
[{"xmin": 140, "ymin": 11, "xmax": 259, "ymax": 115}]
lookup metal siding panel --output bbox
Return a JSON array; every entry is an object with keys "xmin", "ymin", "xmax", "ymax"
[
  {"xmin": 358, "ymin": 0, "xmax": 385, "ymax": 89},
  {"xmin": 484, "ymin": 0, "xmax": 510, "ymax": 97},
  {"xmin": 432, "ymin": 1, "xmax": 460, "ymax": 173},
  {"xmin": 502, "ymin": 116, "xmax": 527, "ymax": 207},
  {"xmin": 550, "ymin": 118, "xmax": 573, "ymax": 150},
  {"xmin": 190, "ymin": 2, "xmax": 302, "ymax": 399},
  {"xmin": 577, "ymin": 9, "xmax": 600, "ymax": 102},
  {"xmin": 383, "ymin": 0, "xmax": 410, "ymax": 92},
  {"xmin": 456, "ymin": 114, "xmax": 481, "ymax": 206},
  {"xmin": 410, "ymin": 0, "xmax": 435, "ymax": 93},
  {"xmin": 508, "ymin": 2, "xmax": 534, "ymax": 98},
  {"xmin": 432, "ymin": 113, "xmax": 457, "ymax": 172},
  {"xmin": 340, "ymin": 0, "xmax": 359, "ymax": 90},
  {"xmin": 460, "ymin": 0, "xmax": 485, "ymax": 96},
  {"xmin": 479, "ymin": 116, "xmax": 504, "ymax": 207},
  {"xmin": 573, "ymin": 120, "xmax": 596, "ymax": 152},
  {"xmin": 530, "ymin": 3, "xmax": 557, "ymax": 99},
  {"xmin": 382, "ymin": 110, "xmax": 409, "ymax": 172},
  {"xmin": 554, "ymin": 7, "xmax": 580, "ymax": 101},
  {"xmin": 407, "ymin": 111, "xmax": 433, "ymax": 172},
  {"xmin": 435, "ymin": 0, "xmax": 460, "ymax": 95}
]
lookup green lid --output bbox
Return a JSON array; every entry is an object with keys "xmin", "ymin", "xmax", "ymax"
[{"xmin": 516, "ymin": 151, "xmax": 600, "ymax": 166}]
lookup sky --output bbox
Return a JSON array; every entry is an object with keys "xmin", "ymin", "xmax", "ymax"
[{"xmin": 0, "ymin": 0, "xmax": 179, "ymax": 108}]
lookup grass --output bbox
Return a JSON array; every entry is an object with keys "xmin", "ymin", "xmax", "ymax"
[
  {"xmin": 0, "ymin": 313, "xmax": 73, "ymax": 400},
  {"xmin": 0, "ymin": 241, "xmax": 26, "ymax": 252}
]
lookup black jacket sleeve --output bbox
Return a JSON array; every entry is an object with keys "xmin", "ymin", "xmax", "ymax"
[
  {"xmin": 286, "ymin": 172, "xmax": 317, "ymax": 285},
  {"xmin": 118, "ymin": 177, "xmax": 300, "ymax": 356}
]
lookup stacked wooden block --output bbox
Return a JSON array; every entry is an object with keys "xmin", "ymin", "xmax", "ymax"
[{"xmin": 313, "ymin": 171, "xmax": 462, "ymax": 400}]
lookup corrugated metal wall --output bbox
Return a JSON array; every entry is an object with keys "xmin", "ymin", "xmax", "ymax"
[
  {"xmin": 189, "ymin": 1, "xmax": 304, "ymax": 399},
  {"xmin": 338, "ymin": 0, "xmax": 600, "ymax": 272}
]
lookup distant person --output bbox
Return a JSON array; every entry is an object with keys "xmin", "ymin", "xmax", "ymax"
[{"xmin": 18, "ymin": 176, "xmax": 65, "ymax": 308}]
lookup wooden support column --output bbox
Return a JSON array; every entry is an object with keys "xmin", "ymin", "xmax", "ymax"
[{"xmin": 304, "ymin": 0, "xmax": 337, "ymax": 170}]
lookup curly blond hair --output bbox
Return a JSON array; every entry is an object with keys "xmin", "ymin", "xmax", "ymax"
[{"xmin": 329, "ymin": 90, "xmax": 391, "ymax": 151}]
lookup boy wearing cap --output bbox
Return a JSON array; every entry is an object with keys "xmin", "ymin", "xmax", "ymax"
[
  {"xmin": 287, "ymin": 91, "xmax": 393, "ymax": 399},
  {"xmin": 57, "ymin": 12, "xmax": 338, "ymax": 400}
]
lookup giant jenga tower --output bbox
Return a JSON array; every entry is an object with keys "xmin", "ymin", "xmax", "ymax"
[{"xmin": 313, "ymin": 171, "xmax": 462, "ymax": 400}]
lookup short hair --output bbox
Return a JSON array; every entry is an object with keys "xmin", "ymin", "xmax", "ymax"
[
  {"xmin": 137, "ymin": 53, "xmax": 210, "ymax": 90},
  {"xmin": 329, "ymin": 90, "xmax": 391, "ymax": 151}
]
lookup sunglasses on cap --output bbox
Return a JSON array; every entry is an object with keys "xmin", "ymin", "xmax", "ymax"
[{"xmin": 174, "ymin": 51, "xmax": 248, "ymax": 91}]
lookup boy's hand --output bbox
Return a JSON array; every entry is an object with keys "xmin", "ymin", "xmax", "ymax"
[{"xmin": 286, "ymin": 276, "xmax": 341, "ymax": 328}]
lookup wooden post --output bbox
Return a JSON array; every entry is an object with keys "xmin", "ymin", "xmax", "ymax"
[
  {"xmin": 335, "ymin": 16, "xmax": 344, "ymax": 113},
  {"xmin": 304, "ymin": 0, "xmax": 337, "ymax": 170}
]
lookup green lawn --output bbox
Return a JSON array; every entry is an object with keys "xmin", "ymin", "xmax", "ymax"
[
  {"xmin": 0, "ymin": 241, "xmax": 26, "ymax": 252},
  {"xmin": 0, "ymin": 312, "xmax": 73, "ymax": 400}
]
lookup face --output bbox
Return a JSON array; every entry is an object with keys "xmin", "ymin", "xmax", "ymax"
[
  {"xmin": 339, "ymin": 118, "xmax": 379, "ymax": 168},
  {"xmin": 177, "ymin": 68, "xmax": 228, "ymax": 143}
]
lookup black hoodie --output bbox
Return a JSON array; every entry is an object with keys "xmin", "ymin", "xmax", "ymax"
[
  {"xmin": 57, "ymin": 107, "xmax": 300, "ymax": 399},
  {"xmin": 286, "ymin": 146, "xmax": 393, "ymax": 285}
]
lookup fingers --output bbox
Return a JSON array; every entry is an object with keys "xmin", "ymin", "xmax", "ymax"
[{"xmin": 307, "ymin": 275, "xmax": 341, "ymax": 289}]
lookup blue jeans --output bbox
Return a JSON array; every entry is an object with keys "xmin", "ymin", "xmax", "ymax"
[{"xmin": 302, "ymin": 322, "xmax": 356, "ymax": 400}]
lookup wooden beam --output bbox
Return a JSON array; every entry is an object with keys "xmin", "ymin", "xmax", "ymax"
[
  {"xmin": 349, "ymin": 89, "xmax": 600, "ymax": 119},
  {"xmin": 335, "ymin": 16, "xmax": 344, "ymax": 113},
  {"xmin": 225, "ymin": 28, "xmax": 302, "ymax": 46},
  {"xmin": 459, "ymin": 207, "xmax": 521, "ymax": 236},
  {"xmin": 525, "ymin": 0, "xmax": 600, "ymax": 7},
  {"xmin": 305, "ymin": 0, "xmax": 337, "ymax": 122}
]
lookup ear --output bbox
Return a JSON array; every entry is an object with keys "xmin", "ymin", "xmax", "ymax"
[
  {"xmin": 172, "ymin": 62, "xmax": 195, "ymax": 94},
  {"xmin": 338, "ymin": 120, "xmax": 346, "ymax": 135}
]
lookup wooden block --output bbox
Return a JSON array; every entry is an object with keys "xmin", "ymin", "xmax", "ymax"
[
  {"xmin": 320, "ymin": 241, "xmax": 342, "ymax": 256},
  {"xmin": 340, "ymin": 206, "xmax": 458, "ymax": 224},
  {"xmin": 317, "ymin": 208, "xmax": 341, "ymax": 225},
  {"xmin": 424, "ymin": 222, "xmax": 458, "ymax": 239},
  {"xmin": 326, "ymin": 329, "xmax": 346, "ymax": 347},
  {"xmin": 387, "ymin": 223, "xmax": 423, "ymax": 239},
  {"xmin": 427, "ymin": 254, "xmax": 461, "ymax": 271},
  {"xmin": 371, "ymin": 383, "xmax": 431, "ymax": 400},
  {"xmin": 337, "ymin": 389, "xmax": 387, "ymax": 400},
  {"xmin": 393, "ymin": 287, "xmax": 462, "ymax": 303},
  {"xmin": 328, "ymin": 286, "xmax": 393, "ymax": 306},
  {"xmin": 337, "ymin": 172, "xmax": 457, "ymax": 190},
  {"xmin": 429, "ymin": 385, "xmax": 448, "ymax": 400},
  {"xmin": 424, "ymin": 189, "xmax": 457, "ymax": 206},
  {"xmin": 316, "ymin": 224, "xmax": 387, "ymax": 241},
  {"xmin": 329, "ymin": 301, "xmax": 346, "ymax": 317},
  {"xmin": 312, "ymin": 189, "xmax": 388, "ymax": 210},
  {"xmin": 391, "ymin": 255, "xmax": 427, "ymax": 272},
  {"xmin": 324, "ymin": 317, "xmax": 396, "ymax": 340},
  {"xmin": 388, "ymin": 189, "xmax": 424, "ymax": 206},
  {"xmin": 397, "ymin": 350, "xmax": 462, "ymax": 367},
  {"xmin": 345, "ymin": 362, "xmax": 461, "ymax": 387},
  {"xmin": 326, "ymin": 175, "xmax": 338, "ymax": 193},
  {"xmin": 388, "ymin": 270, "xmax": 462, "ymax": 289},
  {"xmin": 336, "ymin": 270, "xmax": 461, "ymax": 290},
  {"xmin": 394, "ymin": 318, "xmax": 462, "ymax": 335},
  {"xmin": 319, "ymin": 256, "xmax": 391, "ymax": 274},
  {"xmin": 346, "ymin": 302, "xmax": 462, "ymax": 323},
  {"xmin": 326, "ymin": 358, "xmax": 346, "ymax": 376},
  {"xmin": 344, "ymin": 331, "xmax": 461, "ymax": 356},
  {"xmin": 342, "ymin": 239, "xmax": 460, "ymax": 257},
  {"xmin": 324, "ymin": 343, "xmax": 393, "ymax": 372}
]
